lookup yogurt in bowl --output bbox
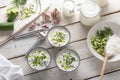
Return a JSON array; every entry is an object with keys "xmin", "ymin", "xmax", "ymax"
[
  {"xmin": 56, "ymin": 49, "xmax": 80, "ymax": 72},
  {"xmin": 27, "ymin": 47, "xmax": 51, "ymax": 70},
  {"xmin": 87, "ymin": 22, "xmax": 120, "ymax": 62},
  {"xmin": 47, "ymin": 26, "xmax": 71, "ymax": 47}
]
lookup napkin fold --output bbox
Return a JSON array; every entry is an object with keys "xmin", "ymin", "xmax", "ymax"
[{"xmin": 0, "ymin": 55, "xmax": 24, "ymax": 80}]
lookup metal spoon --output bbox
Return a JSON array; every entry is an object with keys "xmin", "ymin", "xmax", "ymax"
[{"xmin": 14, "ymin": 28, "xmax": 48, "ymax": 39}]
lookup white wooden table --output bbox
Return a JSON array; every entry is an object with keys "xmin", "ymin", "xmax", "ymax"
[{"xmin": 1, "ymin": 0, "xmax": 120, "ymax": 80}]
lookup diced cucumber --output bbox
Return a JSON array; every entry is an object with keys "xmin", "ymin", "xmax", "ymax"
[{"xmin": 7, "ymin": 6, "xmax": 18, "ymax": 22}]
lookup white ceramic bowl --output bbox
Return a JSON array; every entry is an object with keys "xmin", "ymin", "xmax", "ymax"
[
  {"xmin": 56, "ymin": 49, "xmax": 80, "ymax": 72},
  {"xmin": 47, "ymin": 26, "xmax": 71, "ymax": 48},
  {"xmin": 27, "ymin": 47, "xmax": 51, "ymax": 70},
  {"xmin": 87, "ymin": 22, "xmax": 120, "ymax": 62}
]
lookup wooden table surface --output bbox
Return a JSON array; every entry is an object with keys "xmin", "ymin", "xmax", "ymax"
[{"xmin": 1, "ymin": 0, "xmax": 120, "ymax": 80}]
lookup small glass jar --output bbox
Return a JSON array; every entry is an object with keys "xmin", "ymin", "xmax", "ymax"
[
  {"xmin": 93, "ymin": 0, "xmax": 108, "ymax": 7},
  {"xmin": 62, "ymin": 0, "xmax": 75, "ymax": 17},
  {"xmin": 80, "ymin": 0, "xmax": 101, "ymax": 27}
]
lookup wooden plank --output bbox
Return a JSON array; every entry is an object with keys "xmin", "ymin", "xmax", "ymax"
[
  {"xmin": 23, "ymin": 57, "xmax": 120, "ymax": 80},
  {"xmin": 2, "ymin": 10, "xmax": 120, "ymax": 59},
  {"xmin": 9, "ymin": 40, "xmax": 92, "ymax": 75},
  {"xmin": 9, "ymin": 39, "xmax": 120, "ymax": 80},
  {"xmin": 1, "ymin": 0, "xmax": 120, "ymax": 59},
  {"xmin": 0, "ymin": 0, "xmax": 120, "ymax": 79},
  {"xmin": 102, "ymin": 0, "xmax": 120, "ymax": 15},
  {"xmin": 7, "ymin": 12, "xmax": 120, "ymax": 79},
  {"xmin": 51, "ymin": 0, "xmax": 120, "ymax": 15},
  {"xmin": 1, "ymin": 11, "xmax": 120, "ymax": 59},
  {"xmin": 89, "ymin": 71, "xmax": 120, "ymax": 80},
  {"xmin": 0, "ymin": 22, "xmax": 90, "ymax": 59},
  {"xmin": 50, "ymin": 0, "xmax": 120, "ymax": 25}
]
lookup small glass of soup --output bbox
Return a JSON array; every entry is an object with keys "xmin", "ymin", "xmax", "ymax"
[
  {"xmin": 27, "ymin": 47, "xmax": 51, "ymax": 70},
  {"xmin": 62, "ymin": 0, "xmax": 75, "ymax": 17},
  {"xmin": 47, "ymin": 26, "xmax": 71, "ymax": 47},
  {"xmin": 56, "ymin": 49, "xmax": 80, "ymax": 72},
  {"xmin": 80, "ymin": 0, "xmax": 101, "ymax": 27}
]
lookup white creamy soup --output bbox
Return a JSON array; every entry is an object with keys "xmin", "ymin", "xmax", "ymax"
[
  {"xmin": 56, "ymin": 49, "xmax": 79, "ymax": 71},
  {"xmin": 48, "ymin": 27, "xmax": 70, "ymax": 47},
  {"xmin": 28, "ymin": 48, "xmax": 51, "ymax": 70}
]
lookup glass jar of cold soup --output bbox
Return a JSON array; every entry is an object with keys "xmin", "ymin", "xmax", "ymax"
[
  {"xmin": 80, "ymin": 0, "xmax": 101, "ymax": 27},
  {"xmin": 62, "ymin": 0, "xmax": 75, "ymax": 17}
]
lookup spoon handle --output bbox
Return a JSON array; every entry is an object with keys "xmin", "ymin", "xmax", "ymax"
[
  {"xmin": 14, "ymin": 29, "xmax": 45, "ymax": 39},
  {"xmin": 25, "ymin": 39, "xmax": 39, "ymax": 57},
  {"xmin": 25, "ymin": 31, "xmax": 46, "ymax": 58},
  {"xmin": 100, "ymin": 56, "xmax": 108, "ymax": 80}
]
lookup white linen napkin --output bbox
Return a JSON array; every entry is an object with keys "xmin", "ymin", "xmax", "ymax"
[{"xmin": 0, "ymin": 55, "xmax": 24, "ymax": 80}]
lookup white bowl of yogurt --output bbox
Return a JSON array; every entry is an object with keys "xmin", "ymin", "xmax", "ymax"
[
  {"xmin": 56, "ymin": 49, "xmax": 80, "ymax": 72},
  {"xmin": 87, "ymin": 22, "xmax": 120, "ymax": 62},
  {"xmin": 47, "ymin": 26, "xmax": 71, "ymax": 47},
  {"xmin": 27, "ymin": 47, "xmax": 51, "ymax": 70}
]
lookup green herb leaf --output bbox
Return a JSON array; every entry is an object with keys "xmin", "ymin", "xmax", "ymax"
[{"xmin": 91, "ymin": 27, "xmax": 113, "ymax": 56}]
